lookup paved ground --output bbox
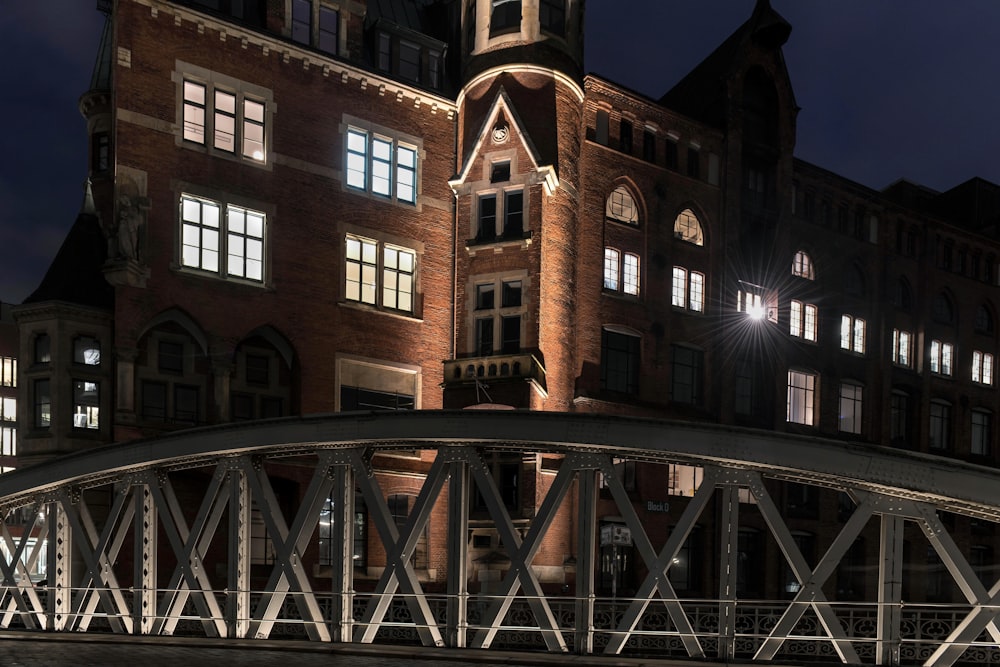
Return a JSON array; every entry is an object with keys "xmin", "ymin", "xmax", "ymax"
[{"xmin": 0, "ymin": 633, "xmax": 683, "ymax": 667}]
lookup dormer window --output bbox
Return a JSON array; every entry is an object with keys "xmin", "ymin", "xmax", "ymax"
[
  {"xmin": 375, "ymin": 28, "xmax": 445, "ymax": 90},
  {"xmin": 491, "ymin": 0, "xmax": 521, "ymax": 36}
]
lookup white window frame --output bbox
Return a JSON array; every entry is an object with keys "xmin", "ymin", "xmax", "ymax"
[
  {"xmin": 792, "ymin": 251, "xmax": 814, "ymax": 279},
  {"xmin": 605, "ymin": 248, "xmax": 639, "ymax": 296},
  {"xmin": 789, "ymin": 300, "xmax": 817, "ymax": 341},
  {"xmin": 345, "ymin": 124, "xmax": 419, "ymax": 205},
  {"xmin": 176, "ymin": 63, "xmax": 272, "ymax": 166},
  {"xmin": 180, "ymin": 193, "xmax": 267, "ymax": 284},
  {"xmin": 973, "ymin": 350, "xmax": 994, "ymax": 385},
  {"xmin": 787, "ymin": 370, "xmax": 816, "ymax": 426},
  {"xmin": 345, "ymin": 234, "xmax": 417, "ymax": 314},
  {"xmin": 672, "ymin": 266, "xmax": 704, "ymax": 312},
  {"xmin": 840, "ymin": 314, "xmax": 866, "ymax": 354},
  {"xmin": 892, "ymin": 329, "xmax": 912, "ymax": 367},
  {"xmin": 930, "ymin": 340, "xmax": 954, "ymax": 376},
  {"xmin": 673, "ymin": 208, "xmax": 704, "ymax": 246}
]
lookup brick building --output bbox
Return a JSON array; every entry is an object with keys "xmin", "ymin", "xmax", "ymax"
[{"xmin": 14, "ymin": 0, "xmax": 1000, "ymax": 600}]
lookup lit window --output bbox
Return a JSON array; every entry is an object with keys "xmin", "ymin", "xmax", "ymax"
[
  {"xmin": 792, "ymin": 251, "xmax": 814, "ymax": 279},
  {"xmin": 672, "ymin": 267, "xmax": 704, "ymax": 312},
  {"xmin": 673, "ymin": 209, "xmax": 704, "ymax": 246},
  {"xmin": 471, "ymin": 278, "xmax": 523, "ymax": 355},
  {"xmin": 604, "ymin": 248, "xmax": 639, "ymax": 296},
  {"xmin": 491, "ymin": 0, "xmax": 521, "ymax": 35},
  {"xmin": 892, "ymin": 329, "xmax": 911, "ymax": 367},
  {"xmin": 601, "ymin": 328, "xmax": 639, "ymax": 395},
  {"xmin": 972, "ymin": 410, "xmax": 993, "ymax": 456},
  {"xmin": 840, "ymin": 315, "xmax": 866, "ymax": 354},
  {"xmin": 839, "ymin": 383, "xmax": 863, "ymax": 434},
  {"xmin": 0, "ymin": 357, "xmax": 15, "ymax": 388},
  {"xmin": 0, "ymin": 424, "xmax": 15, "ymax": 458},
  {"xmin": 345, "ymin": 235, "xmax": 416, "ymax": 314},
  {"xmin": 606, "ymin": 187, "xmax": 638, "ymax": 225},
  {"xmin": 0, "ymin": 397, "xmax": 14, "ymax": 422},
  {"xmin": 929, "ymin": 400, "xmax": 951, "ymax": 450},
  {"xmin": 180, "ymin": 194, "xmax": 266, "ymax": 283},
  {"xmin": 929, "ymin": 340, "xmax": 954, "ymax": 376},
  {"xmin": 789, "ymin": 301, "xmax": 817, "ymax": 341},
  {"xmin": 181, "ymin": 76, "xmax": 268, "ymax": 163},
  {"xmin": 73, "ymin": 337, "xmax": 101, "ymax": 366},
  {"xmin": 345, "ymin": 127, "xmax": 418, "ymax": 205},
  {"xmin": 973, "ymin": 350, "xmax": 994, "ymax": 385},
  {"xmin": 738, "ymin": 284, "xmax": 775, "ymax": 322},
  {"xmin": 787, "ymin": 370, "xmax": 816, "ymax": 426},
  {"xmin": 72, "ymin": 380, "xmax": 100, "ymax": 430}
]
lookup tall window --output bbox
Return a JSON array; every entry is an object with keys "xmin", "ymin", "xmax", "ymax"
[
  {"xmin": 34, "ymin": 380, "xmax": 50, "ymax": 429},
  {"xmin": 604, "ymin": 249, "xmax": 639, "ymax": 296},
  {"xmin": 292, "ymin": 1, "xmax": 340, "ymax": 55},
  {"xmin": 976, "ymin": 305, "xmax": 994, "ymax": 334},
  {"xmin": 673, "ymin": 209, "xmax": 704, "ymax": 245},
  {"xmin": 932, "ymin": 293, "xmax": 954, "ymax": 324},
  {"xmin": 839, "ymin": 383, "xmax": 862, "ymax": 434},
  {"xmin": 972, "ymin": 410, "xmax": 992, "ymax": 456},
  {"xmin": 490, "ymin": 0, "xmax": 521, "ymax": 35},
  {"xmin": 181, "ymin": 77, "xmax": 268, "ymax": 163},
  {"xmin": 346, "ymin": 127, "xmax": 418, "ymax": 204},
  {"xmin": 787, "ymin": 370, "xmax": 816, "ymax": 426},
  {"xmin": 181, "ymin": 194, "xmax": 266, "ymax": 283},
  {"xmin": 929, "ymin": 340, "xmax": 954, "ymax": 376},
  {"xmin": 792, "ymin": 251, "xmax": 814, "ymax": 279},
  {"xmin": 606, "ymin": 187, "xmax": 638, "ymax": 225},
  {"xmin": 477, "ymin": 190, "xmax": 524, "ymax": 241},
  {"xmin": 34, "ymin": 334, "xmax": 51, "ymax": 365},
  {"xmin": 473, "ymin": 278, "xmax": 523, "ymax": 355},
  {"xmin": 972, "ymin": 350, "xmax": 994, "ymax": 385},
  {"xmin": 672, "ymin": 267, "xmax": 704, "ymax": 312},
  {"xmin": 840, "ymin": 315, "xmax": 866, "ymax": 354},
  {"xmin": 72, "ymin": 380, "xmax": 100, "ymax": 430},
  {"xmin": 539, "ymin": 0, "xmax": 565, "ymax": 35},
  {"xmin": 929, "ymin": 400, "xmax": 952, "ymax": 450},
  {"xmin": 892, "ymin": 329, "xmax": 912, "ymax": 367},
  {"xmin": 671, "ymin": 346, "xmax": 703, "ymax": 405},
  {"xmin": 318, "ymin": 494, "xmax": 366, "ymax": 568},
  {"xmin": 890, "ymin": 390, "xmax": 909, "ymax": 444},
  {"xmin": 601, "ymin": 329, "xmax": 639, "ymax": 395},
  {"xmin": 789, "ymin": 301, "xmax": 817, "ymax": 341},
  {"xmin": 345, "ymin": 235, "xmax": 415, "ymax": 314}
]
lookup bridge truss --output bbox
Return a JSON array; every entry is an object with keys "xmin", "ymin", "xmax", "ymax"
[{"xmin": 0, "ymin": 412, "xmax": 998, "ymax": 666}]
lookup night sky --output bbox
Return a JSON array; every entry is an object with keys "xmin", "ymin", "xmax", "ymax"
[{"xmin": 2, "ymin": 1, "xmax": 999, "ymax": 305}]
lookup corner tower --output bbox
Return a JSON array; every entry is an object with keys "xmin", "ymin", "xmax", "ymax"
[{"xmin": 446, "ymin": 0, "xmax": 585, "ymax": 411}]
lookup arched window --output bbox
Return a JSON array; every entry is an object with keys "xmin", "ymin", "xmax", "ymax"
[
  {"xmin": 932, "ymin": 293, "xmax": 954, "ymax": 324},
  {"xmin": 894, "ymin": 277, "xmax": 912, "ymax": 311},
  {"xmin": 791, "ymin": 251, "xmax": 814, "ymax": 280},
  {"xmin": 673, "ymin": 208, "xmax": 704, "ymax": 246},
  {"xmin": 976, "ymin": 304, "xmax": 994, "ymax": 334},
  {"xmin": 606, "ymin": 186, "xmax": 638, "ymax": 225}
]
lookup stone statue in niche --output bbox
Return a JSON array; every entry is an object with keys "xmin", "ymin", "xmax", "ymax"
[{"xmin": 114, "ymin": 194, "xmax": 148, "ymax": 262}]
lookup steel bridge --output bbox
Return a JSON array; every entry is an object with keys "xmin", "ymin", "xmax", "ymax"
[{"xmin": 0, "ymin": 411, "xmax": 998, "ymax": 666}]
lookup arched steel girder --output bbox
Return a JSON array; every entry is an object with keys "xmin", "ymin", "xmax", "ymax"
[{"xmin": 0, "ymin": 411, "xmax": 997, "ymax": 666}]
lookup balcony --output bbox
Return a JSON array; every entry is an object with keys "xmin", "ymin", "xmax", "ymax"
[{"xmin": 443, "ymin": 352, "xmax": 547, "ymax": 394}]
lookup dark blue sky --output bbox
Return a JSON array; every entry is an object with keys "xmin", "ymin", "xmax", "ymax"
[{"xmin": 2, "ymin": 1, "xmax": 1000, "ymax": 305}]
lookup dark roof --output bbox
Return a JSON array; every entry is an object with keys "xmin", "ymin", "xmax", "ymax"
[
  {"xmin": 89, "ymin": 14, "xmax": 113, "ymax": 92},
  {"xmin": 659, "ymin": 0, "xmax": 791, "ymax": 127},
  {"xmin": 24, "ymin": 206, "xmax": 113, "ymax": 309}
]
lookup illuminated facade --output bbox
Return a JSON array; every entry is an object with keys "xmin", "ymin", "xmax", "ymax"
[{"xmin": 14, "ymin": 0, "xmax": 1000, "ymax": 601}]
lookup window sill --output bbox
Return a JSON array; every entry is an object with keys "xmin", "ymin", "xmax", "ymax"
[
  {"xmin": 466, "ymin": 232, "xmax": 532, "ymax": 254},
  {"xmin": 338, "ymin": 300, "xmax": 423, "ymax": 323},
  {"xmin": 172, "ymin": 264, "xmax": 271, "ymax": 290}
]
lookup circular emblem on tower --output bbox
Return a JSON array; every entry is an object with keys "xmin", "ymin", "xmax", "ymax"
[{"xmin": 491, "ymin": 122, "xmax": 509, "ymax": 144}]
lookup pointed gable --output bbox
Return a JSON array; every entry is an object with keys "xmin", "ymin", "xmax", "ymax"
[{"xmin": 452, "ymin": 84, "xmax": 558, "ymax": 194}]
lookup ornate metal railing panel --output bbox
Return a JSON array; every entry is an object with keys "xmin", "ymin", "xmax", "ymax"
[{"xmin": 0, "ymin": 411, "xmax": 997, "ymax": 666}]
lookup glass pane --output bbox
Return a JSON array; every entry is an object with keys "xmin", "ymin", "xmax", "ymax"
[
  {"xmin": 384, "ymin": 247, "xmax": 398, "ymax": 270},
  {"xmin": 184, "ymin": 81, "xmax": 205, "ymax": 105},
  {"xmin": 203, "ymin": 249, "xmax": 218, "ymax": 272},
  {"xmin": 182, "ymin": 197, "xmax": 201, "ymax": 222},
  {"xmin": 372, "ymin": 138, "xmax": 392, "ymax": 161},
  {"xmin": 244, "ymin": 98, "xmax": 264, "ymax": 123},
  {"xmin": 246, "ymin": 212, "xmax": 264, "ymax": 238},
  {"xmin": 399, "ymin": 251, "xmax": 414, "ymax": 273},
  {"xmin": 204, "ymin": 229, "xmax": 219, "ymax": 252},
  {"xmin": 246, "ymin": 239, "xmax": 263, "ymax": 261},
  {"xmin": 228, "ymin": 208, "xmax": 245, "ymax": 234},
  {"xmin": 215, "ymin": 90, "xmax": 236, "ymax": 113},
  {"xmin": 203, "ymin": 201, "xmax": 220, "ymax": 227},
  {"xmin": 346, "ymin": 238, "xmax": 360, "ymax": 261},
  {"xmin": 361, "ymin": 241, "xmax": 376, "ymax": 264}
]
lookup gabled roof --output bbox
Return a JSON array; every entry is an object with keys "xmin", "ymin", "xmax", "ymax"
[
  {"xmin": 659, "ymin": 0, "xmax": 792, "ymax": 127},
  {"xmin": 450, "ymin": 86, "xmax": 558, "ymax": 194}
]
